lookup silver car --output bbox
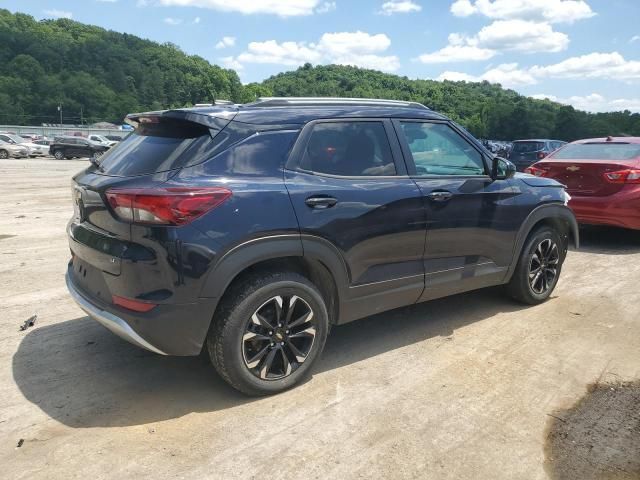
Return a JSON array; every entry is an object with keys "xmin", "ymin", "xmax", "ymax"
[
  {"xmin": 0, "ymin": 139, "xmax": 29, "ymax": 159},
  {"xmin": 0, "ymin": 133, "xmax": 48, "ymax": 157}
]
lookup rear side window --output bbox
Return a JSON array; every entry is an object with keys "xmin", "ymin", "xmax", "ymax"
[
  {"xmin": 512, "ymin": 142, "xmax": 544, "ymax": 153},
  {"xmin": 299, "ymin": 121, "xmax": 396, "ymax": 176},
  {"xmin": 97, "ymin": 118, "xmax": 223, "ymax": 176},
  {"xmin": 551, "ymin": 143, "xmax": 640, "ymax": 161}
]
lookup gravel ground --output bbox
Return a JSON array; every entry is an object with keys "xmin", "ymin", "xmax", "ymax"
[{"xmin": 1, "ymin": 159, "xmax": 639, "ymax": 480}]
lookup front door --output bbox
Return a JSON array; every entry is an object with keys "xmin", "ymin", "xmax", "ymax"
[
  {"xmin": 393, "ymin": 120, "xmax": 519, "ymax": 301},
  {"xmin": 285, "ymin": 119, "xmax": 426, "ymax": 322}
]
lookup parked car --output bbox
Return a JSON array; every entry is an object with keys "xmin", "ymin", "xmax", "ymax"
[
  {"xmin": 65, "ymin": 97, "xmax": 578, "ymax": 395},
  {"xmin": 0, "ymin": 132, "xmax": 48, "ymax": 157},
  {"xmin": 508, "ymin": 139, "xmax": 566, "ymax": 171},
  {"xmin": 88, "ymin": 134, "xmax": 118, "ymax": 147},
  {"xmin": 525, "ymin": 136, "xmax": 640, "ymax": 230},
  {"xmin": 49, "ymin": 136, "xmax": 110, "ymax": 160},
  {"xmin": 0, "ymin": 139, "xmax": 29, "ymax": 159},
  {"xmin": 105, "ymin": 134, "xmax": 124, "ymax": 142}
]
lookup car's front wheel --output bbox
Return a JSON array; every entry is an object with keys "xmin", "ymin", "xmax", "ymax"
[
  {"xmin": 506, "ymin": 226, "xmax": 566, "ymax": 304},
  {"xmin": 207, "ymin": 272, "xmax": 329, "ymax": 396},
  {"xmin": 0, "ymin": 149, "xmax": 8, "ymax": 159},
  {"xmin": 53, "ymin": 150, "xmax": 64, "ymax": 160}
]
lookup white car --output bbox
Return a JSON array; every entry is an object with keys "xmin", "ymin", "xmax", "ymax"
[
  {"xmin": 0, "ymin": 139, "xmax": 29, "ymax": 159},
  {"xmin": 88, "ymin": 134, "xmax": 117, "ymax": 147},
  {"xmin": 0, "ymin": 133, "xmax": 48, "ymax": 157}
]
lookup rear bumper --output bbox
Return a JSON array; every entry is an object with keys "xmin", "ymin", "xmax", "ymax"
[
  {"xmin": 570, "ymin": 189, "xmax": 640, "ymax": 230},
  {"xmin": 66, "ymin": 272, "xmax": 168, "ymax": 355},
  {"xmin": 65, "ymin": 267, "xmax": 218, "ymax": 356}
]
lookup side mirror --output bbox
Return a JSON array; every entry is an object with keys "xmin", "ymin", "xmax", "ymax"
[{"xmin": 492, "ymin": 157, "xmax": 516, "ymax": 180}]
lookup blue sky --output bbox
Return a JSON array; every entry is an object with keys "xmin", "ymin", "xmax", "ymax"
[{"xmin": 4, "ymin": 0, "xmax": 640, "ymax": 112}]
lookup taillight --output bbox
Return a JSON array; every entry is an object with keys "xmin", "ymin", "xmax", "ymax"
[
  {"xmin": 537, "ymin": 152, "xmax": 547, "ymax": 160},
  {"xmin": 602, "ymin": 169, "xmax": 640, "ymax": 184},
  {"xmin": 112, "ymin": 295, "xmax": 157, "ymax": 312},
  {"xmin": 524, "ymin": 165, "xmax": 548, "ymax": 177},
  {"xmin": 105, "ymin": 187, "xmax": 232, "ymax": 225}
]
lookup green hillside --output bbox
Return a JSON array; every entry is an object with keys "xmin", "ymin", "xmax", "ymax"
[{"xmin": 1, "ymin": 9, "xmax": 639, "ymax": 140}]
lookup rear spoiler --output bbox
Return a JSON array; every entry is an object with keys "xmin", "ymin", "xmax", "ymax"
[{"xmin": 125, "ymin": 107, "xmax": 238, "ymax": 131}]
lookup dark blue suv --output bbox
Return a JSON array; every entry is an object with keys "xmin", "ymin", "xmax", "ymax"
[{"xmin": 66, "ymin": 97, "xmax": 578, "ymax": 395}]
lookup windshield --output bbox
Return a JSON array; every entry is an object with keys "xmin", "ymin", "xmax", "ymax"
[
  {"xmin": 3, "ymin": 134, "xmax": 27, "ymax": 144},
  {"xmin": 551, "ymin": 143, "xmax": 640, "ymax": 161},
  {"xmin": 512, "ymin": 141, "xmax": 545, "ymax": 153},
  {"xmin": 92, "ymin": 135, "xmax": 108, "ymax": 142}
]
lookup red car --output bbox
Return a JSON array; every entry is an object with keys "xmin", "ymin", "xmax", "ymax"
[{"xmin": 525, "ymin": 137, "xmax": 640, "ymax": 230}]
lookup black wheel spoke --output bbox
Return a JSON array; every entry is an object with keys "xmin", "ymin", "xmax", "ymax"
[
  {"xmin": 286, "ymin": 340, "xmax": 307, "ymax": 363},
  {"xmin": 529, "ymin": 238, "xmax": 559, "ymax": 295},
  {"xmin": 246, "ymin": 344, "xmax": 270, "ymax": 369},
  {"xmin": 252, "ymin": 311, "xmax": 275, "ymax": 330},
  {"xmin": 289, "ymin": 326, "xmax": 316, "ymax": 339},
  {"xmin": 259, "ymin": 348, "xmax": 278, "ymax": 379}
]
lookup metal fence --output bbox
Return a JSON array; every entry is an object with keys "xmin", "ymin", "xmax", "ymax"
[{"xmin": 0, "ymin": 125, "xmax": 130, "ymax": 139}]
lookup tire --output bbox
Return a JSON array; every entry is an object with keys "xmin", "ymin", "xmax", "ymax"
[
  {"xmin": 207, "ymin": 272, "xmax": 329, "ymax": 396},
  {"xmin": 506, "ymin": 226, "xmax": 566, "ymax": 305},
  {"xmin": 0, "ymin": 149, "xmax": 8, "ymax": 159},
  {"xmin": 91, "ymin": 151, "xmax": 104, "ymax": 162},
  {"xmin": 53, "ymin": 150, "xmax": 64, "ymax": 160}
]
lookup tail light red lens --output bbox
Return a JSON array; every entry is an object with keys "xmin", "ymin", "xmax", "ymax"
[
  {"xmin": 603, "ymin": 169, "xmax": 640, "ymax": 184},
  {"xmin": 112, "ymin": 295, "xmax": 157, "ymax": 312},
  {"xmin": 524, "ymin": 166, "xmax": 548, "ymax": 177},
  {"xmin": 105, "ymin": 187, "xmax": 232, "ymax": 225}
]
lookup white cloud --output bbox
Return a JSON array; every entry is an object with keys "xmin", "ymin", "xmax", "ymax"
[
  {"xmin": 158, "ymin": 0, "xmax": 323, "ymax": 17},
  {"xmin": 450, "ymin": 0, "xmax": 595, "ymax": 24},
  {"xmin": 220, "ymin": 56, "xmax": 244, "ymax": 70},
  {"xmin": 379, "ymin": 1, "xmax": 422, "ymax": 15},
  {"xmin": 437, "ymin": 63, "xmax": 537, "ymax": 86},
  {"xmin": 631, "ymin": 35, "xmax": 640, "ymax": 43},
  {"xmin": 417, "ymin": 44, "xmax": 496, "ymax": 63},
  {"xmin": 163, "ymin": 17, "xmax": 182, "ymax": 25},
  {"xmin": 193, "ymin": 16, "xmax": 200, "ymax": 23},
  {"xmin": 43, "ymin": 9, "xmax": 73, "ymax": 19},
  {"xmin": 417, "ymin": 19, "xmax": 568, "ymax": 63},
  {"xmin": 475, "ymin": 20, "xmax": 569, "ymax": 52},
  {"xmin": 215, "ymin": 36, "xmax": 236, "ymax": 49},
  {"xmin": 531, "ymin": 93, "xmax": 640, "ymax": 112},
  {"xmin": 530, "ymin": 52, "xmax": 640, "ymax": 80},
  {"xmin": 228, "ymin": 31, "xmax": 400, "ymax": 72},
  {"xmin": 316, "ymin": 1, "xmax": 336, "ymax": 13}
]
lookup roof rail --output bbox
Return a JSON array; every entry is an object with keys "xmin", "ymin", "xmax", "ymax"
[{"xmin": 251, "ymin": 97, "xmax": 430, "ymax": 110}]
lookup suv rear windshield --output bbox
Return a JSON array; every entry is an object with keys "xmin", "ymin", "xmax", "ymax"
[
  {"xmin": 551, "ymin": 143, "xmax": 640, "ymax": 161},
  {"xmin": 512, "ymin": 142, "xmax": 545, "ymax": 153},
  {"xmin": 96, "ymin": 118, "xmax": 221, "ymax": 176}
]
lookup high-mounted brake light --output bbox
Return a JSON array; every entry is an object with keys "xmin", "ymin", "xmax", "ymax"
[
  {"xmin": 602, "ymin": 169, "xmax": 640, "ymax": 184},
  {"xmin": 106, "ymin": 187, "xmax": 232, "ymax": 226},
  {"xmin": 524, "ymin": 165, "xmax": 548, "ymax": 177}
]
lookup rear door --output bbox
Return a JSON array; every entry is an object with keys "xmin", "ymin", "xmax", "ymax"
[
  {"xmin": 393, "ymin": 120, "xmax": 518, "ymax": 301},
  {"xmin": 285, "ymin": 119, "xmax": 426, "ymax": 321}
]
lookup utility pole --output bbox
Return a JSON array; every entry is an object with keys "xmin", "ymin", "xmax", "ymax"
[
  {"xmin": 80, "ymin": 106, "xmax": 84, "ymax": 126},
  {"xmin": 58, "ymin": 104, "xmax": 63, "ymax": 126}
]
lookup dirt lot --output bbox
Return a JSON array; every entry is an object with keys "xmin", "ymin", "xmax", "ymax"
[{"xmin": 1, "ymin": 159, "xmax": 639, "ymax": 480}]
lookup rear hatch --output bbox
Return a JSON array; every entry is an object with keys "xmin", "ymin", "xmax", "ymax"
[
  {"xmin": 509, "ymin": 141, "xmax": 547, "ymax": 168},
  {"xmin": 68, "ymin": 108, "xmax": 236, "ymax": 297},
  {"xmin": 533, "ymin": 142, "xmax": 640, "ymax": 197}
]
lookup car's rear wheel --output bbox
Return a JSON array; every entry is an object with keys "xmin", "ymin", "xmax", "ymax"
[
  {"xmin": 0, "ymin": 149, "xmax": 8, "ymax": 159},
  {"xmin": 53, "ymin": 150, "xmax": 64, "ymax": 160},
  {"xmin": 507, "ymin": 226, "xmax": 565, "ymax": 304},
  {"xmin": 207, "ymin": 272, "xmax": 329, "ymax": 396}
]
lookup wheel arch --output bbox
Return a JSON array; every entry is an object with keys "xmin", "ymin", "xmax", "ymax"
[{"xmin": 505, "ymin": 203, "xmax": 579, "ymax": 282}]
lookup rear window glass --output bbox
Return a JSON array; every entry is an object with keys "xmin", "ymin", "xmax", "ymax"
[
  {"xmin": 97, "ymin": 118, "xmax": 221, "ymax": 176},
  {"xmin": 551, "ymin": 143, "xmax": 640, "ymax": 160},
  {"xmin": 512, "ymin": 142, "xmax": 545, "ymax": 153}
]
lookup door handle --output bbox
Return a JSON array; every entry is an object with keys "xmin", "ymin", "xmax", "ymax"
[
  {"xmin": 305, "ymin": 196, "xmax": 338, "ymax": 209},
  {"xmin": 427, "ymin": 191, "xmax": 453, "ymax": 202}
]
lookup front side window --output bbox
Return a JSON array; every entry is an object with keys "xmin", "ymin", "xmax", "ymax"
[
  {"xmin": 299, "ymin": 121, "xmax": 396, "ymax": 176},
  {"xmin": 399, "ymin": 122, "xmax": 485, "ymax": 176}
]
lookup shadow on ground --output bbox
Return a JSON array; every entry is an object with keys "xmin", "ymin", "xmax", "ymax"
[
  {"xmin": 577, "ymin": 225, "xmax": 640, "ymax": 255},
  {"xmin": 13, "ymin": 287, "xmax": 526, "ymax": 428},
  {"xmin": 545, "ymin": 380, "xmax": 640, "ymax": 480}
]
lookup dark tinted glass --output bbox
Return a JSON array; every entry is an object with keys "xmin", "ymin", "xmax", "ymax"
[
  {"xmin": 97, "ymin": 118, "xmax": 221, "ymax": 176},
  {"xmin": 300, "ymin": 122, "xmax": 396, "ymax": 176},
  {"xmin": 512, "ymin": 142, "xmax": 545, "ymax": 153},
  {"xmin": 551, "ymin": 143, "xmax": 640, "ymax": 160}
]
